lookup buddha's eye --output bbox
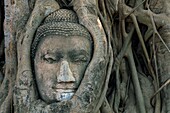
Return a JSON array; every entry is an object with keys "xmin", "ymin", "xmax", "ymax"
[
  {"xmin": 72, "ymin": 55, "xmax": 88, "ymax": 63},
  {"xmin": 44, "ymin": 57, "xmax": 56, "ymax": 63},
  {"xmin": 42, "ymin": 54, "xmax": 57, "ymax": 64}
]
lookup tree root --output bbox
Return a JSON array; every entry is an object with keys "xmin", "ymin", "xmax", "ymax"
[{"xmin": 127, "ymin": 46, "xmax": 146, "ymax": 113}]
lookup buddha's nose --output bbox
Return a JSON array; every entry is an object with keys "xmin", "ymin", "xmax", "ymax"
[{"xmin": 57, "ymin": 60, "xmax": 75, "ymax": 82}]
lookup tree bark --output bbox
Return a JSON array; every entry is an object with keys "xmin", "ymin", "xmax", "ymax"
[{"xmin": 0, "ymin": 0, "xmax": 170, "ymax": 113}]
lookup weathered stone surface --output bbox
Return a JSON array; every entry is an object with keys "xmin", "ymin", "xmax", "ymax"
[{"xmin": 1, "ymin": 0, "xmax": 170, "ymax": 113}]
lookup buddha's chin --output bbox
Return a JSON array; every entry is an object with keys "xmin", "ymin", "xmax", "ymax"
[{"xmin": 55, "ymin": 89, "xmax": 75, "ymax": 102}]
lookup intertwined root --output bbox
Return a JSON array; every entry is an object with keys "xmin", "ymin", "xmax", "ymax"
[
  {"xmin": 155, "ymin": 25, "xmax": 170, "ymax": 113},
  {"xmin": 1, "ymin": 0, "xmax": 170, "ymax": 113}
]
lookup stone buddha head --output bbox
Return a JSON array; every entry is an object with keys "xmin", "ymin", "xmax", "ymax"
[{"xmin": 31, "ymin": 9, "xmax": 92, "ymax": 103}]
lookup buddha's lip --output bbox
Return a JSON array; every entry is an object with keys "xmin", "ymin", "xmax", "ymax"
[
  {"xmin": 54, "ymin": 88, "xmax": 76, "ymax": 92},
  {"xmin": 54, "ymin": 88, "xmax": 77, "ymax": 90},
  {"xmin": 52, "ymin": 87, "xmax": 77, "ymax": 90}
]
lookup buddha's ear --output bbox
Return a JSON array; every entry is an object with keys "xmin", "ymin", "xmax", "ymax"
[{"xmin": 71, "ymin": 1, "xmax": 113, "ymax": 112}]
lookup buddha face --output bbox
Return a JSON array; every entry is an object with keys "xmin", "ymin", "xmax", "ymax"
[{"xmin": 34, "ymin": 35, "xmax": 92, "ymax": 103}]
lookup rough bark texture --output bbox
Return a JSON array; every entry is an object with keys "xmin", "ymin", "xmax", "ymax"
[{"xmin": 0, "ymin": 0, "xmax": 170, "ymax": 113}]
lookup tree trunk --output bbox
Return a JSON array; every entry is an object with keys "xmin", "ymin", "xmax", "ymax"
[{"xmin": 0, "ymin": 0, "xmax": 170, "ymax": 113}]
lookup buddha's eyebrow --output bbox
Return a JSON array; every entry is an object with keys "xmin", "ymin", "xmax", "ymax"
[
  {"xmin": 41, "ymin": 50, "xmax": 62, "ymax": 57},
  {"xmin": 68, "ymin": 49, "xmax": 89, "ymax": 57}
]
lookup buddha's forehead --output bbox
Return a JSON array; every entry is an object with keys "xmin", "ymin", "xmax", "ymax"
[{"xmin": 36, "ymin": 35, "xmax": 92, "ymax": 54}]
